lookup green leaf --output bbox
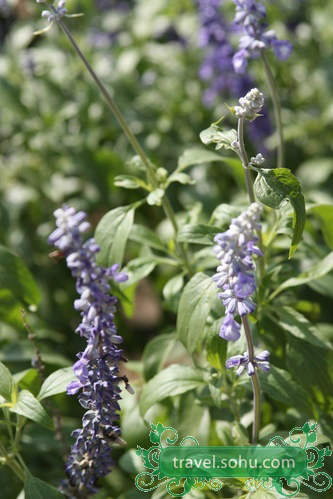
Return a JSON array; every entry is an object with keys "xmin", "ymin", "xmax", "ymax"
[
  {"xmin": 177, "ymin": 148, "xmax": 244, "ymax": 187},
  {"xmin": 10, "ymin": 390, "xmax": 54, "ymax": 430},
  {"xmin": 270, "ymin": 307, "xmax": 333, "ymax": 350},
  {"xmin": 147, "ymin": 188, "xmax": 164, "ymax": 206},
  {"xmin": 0, "ymin": 361, "xmax": 16, "ymax": 401},
  {"xmin": 24, "ymin": 473, "xmax": 63, "ymax": 499},
  {"xmin": 94, "ymin": 205, "xmax": 135, "ymax": 266},
  {"xmin": 139, "ymin": 364, "xmax": 205, "ymax": 417},
  {"xmin": 143, "ymin": 333, "xmax": 177, "ymax": 381},
  {"xmin": 114, "ymin": 175, "xmax": 147, "ymax": 190},
  {"xmin": 286, "ymin": 337, "xmax": 333, "ymax": 411},
  {"xmin": 167, "ymin": 172, "xmax": 195, "ymax": 186},
  {"xmin": 253, "ymin": 168, "xmax": 306, "ymax": 258},
  {"xmin": 163, "ymin": 275, "xmax": 184, "ymax": 301},
  {"xmin": 178, "ymin": 147, "xmax": 226, "ymax": 170},
  {"xmin": 310, "ymin": 205, "xmax": 333, "ymax": 249},
  {"xmin": 13, "ymin": 369, "xmax": 40, "ymax": 396},
  {"xmin": 270, "ymin": 251, "xmax": 333, "ymax": 299},
  {"xmin": 120, "ymin": 257, "xmax": 157, "ymax": 287},
  {"xmin": 177, "ymin": 272, "xmax": 218, "ymax": 354},
  {"xmin": 177, "ymin": 224, "xmax": 221, "ymax": 246},
  {"xmin": 0, "ymin": 245, "xmax": 41, "ymax": 307},
  {"xmin": 199, "ymin": 124, "xmax": 238, "ymax": 151},
  {"xmin": 128, "ymin": 224, "xmax": 167, "ymax": 253},
  {"xmin": 38, "ymin": 367, "xmax": 77, "ymax": 400},
  {"xmin": 258, "ymin": 366, "xmax": 314, "ymax": 416},
  {"xmin": 205, "ymin": 320, "xmax": 227, "ymax": 371}
]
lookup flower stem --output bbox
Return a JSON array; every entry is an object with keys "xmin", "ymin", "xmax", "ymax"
[
  {"xmin": 0, "ymin": 441, "xmax": 25, "ymax": 482},
  {"xmin": 237, "ymin": 118, "xmax": 265, "ymax": 280},
  {"xmin": 260, "ymin": 51, "xmax": 284, "ymax": 168},
  {"xmin": 241, "ymin": 315, "xmax": 261, "ymax": 444},
  {"xmin": 57, "ymin": 19, "xmax": 193, "ymax": 275}
]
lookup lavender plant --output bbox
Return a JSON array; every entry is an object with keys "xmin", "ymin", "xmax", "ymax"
[
  {"xmin": 1, "ymin": 1, "xmax": 333, "ymax": 498},
  {"xmin": 48, "ymin": 206, "xmax": 132, "ymax": 496}
]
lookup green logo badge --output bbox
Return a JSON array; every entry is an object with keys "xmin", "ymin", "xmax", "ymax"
[{"xmin": 135, "ymin": 422, "xmax": 332, "ymax": 496}]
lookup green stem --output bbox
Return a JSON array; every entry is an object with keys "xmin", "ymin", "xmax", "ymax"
[
  {"xmin": 237, "ymin": 119, "xmax": 265, "ymax": 281},
  {"xmin": 0, "ymin": 441, "xmax": 25, "ymax": 482},
  {"xmin": 57, "ymin": 19, "xmax": 193, "ymax": 276},
  {"xmin": 260, "ymin": 51, "xmax": 284, "ymax": 168},
  {"xmin": 241, "ymin": 316, "xmax": 261, "ymax": 445}
]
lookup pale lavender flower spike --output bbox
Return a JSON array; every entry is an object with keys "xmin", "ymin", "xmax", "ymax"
[
  {"xmin": 226, "ymin": 350, "xmax": 270, "ymax": 376},
  {"xmin": 232, "ymin": 0, "xmax": 293, "ymax": 73},
  {"xmin": 48, "ymin": 205, "xmax": 132, "ymax": 497},
  {"xmin": 212, "ymin": 202, "xmax": 262, "ymax": 341}
]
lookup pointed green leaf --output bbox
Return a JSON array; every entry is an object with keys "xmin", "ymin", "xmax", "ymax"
[
  {"xmin": 94, "ymin": 205, "xmax": 135, "ymax": 266},
  {"xmin": 177, "ymin": 224, "xmax": 221, "ymax": 246},
  {"xmin": 177, "ymin": 272, "xmax": 218, "ymax": 354},
  {"xmin": 114, "ymin": 175, "xmax": 147, "ymax": 190},
  {"xmin": 253, "ymin": 168, "xmax": 306, "ymax": 257},
  {"xmin": 38, "ymin": 367, "xmax": 77, "ymax": 400},
  {"xmin": 270, "ymin": 251, "xmax": 333, "ymax": 299},
  {"xmin": 200, "ymin": 125, "xmax": 238, "ymax": 151},
  {"xmin": 10, "ymin": 390, "xmax": 54, "ymax": 430},
  {"xmin": 129, "ymin": 224, "xmax": 167, "ymax": 252},
  {"xmin": 24, "ymin": 473, "xmax": 63, "ymax": 499},
  {"xmin": 143, "ymin": 333, "xmax": 177, "ymax": 381},
  {"xmin": 270, "ymin": 307, "xmax": 333, "ymax": 350},
  {"xmin": 139, "ymin": 364, "xmax": 205, "ymax": 417},
  {"xmin": 0, "ymin": 361, "xmax": 16, "ymax": 401}
]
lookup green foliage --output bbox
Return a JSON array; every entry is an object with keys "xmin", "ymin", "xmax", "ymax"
[
  {"xmin": 24, "ymin": 473, "xmax": 63, "ymax": 499},
  {"xmin": 139, "ymin": 365, "xmax": 206, "ymax": 417},
  {"xmin": 95, "ymin": 205, "xmax": 137, "ymax": 266},
  {"xmin": 310, "ymin": 205, "xmax": 333, "ymax": 249},
  {"xmin": 0, "ymin": 245, "xmax": 41, "ymax": 307},
  {"xmin": 177, "ymin": 224, "xmax": 221, "ymax": 245},
  {"xmin": 37, "ymin": 367, "xmax": 77, "ymax": 401},
  {"xmin": 253, "ymin": 168, "xmax": 306, "ymax": 257},
  {"xmin": 177, "ymin": 272, "xmax": 218, "ymax": 354},
  {"xmin": 0, "ymin": 361, "xmax": 16, "ymax": 401},
  {"xmin": 10, "ymin": 390, "xmax": 54, "ymax": 430},
  {"xmin": 200, "ymin": 123, "xmax": 238, "ymax": 152}
]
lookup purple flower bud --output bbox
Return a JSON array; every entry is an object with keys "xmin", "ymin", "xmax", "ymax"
[
  {"xmin": 220, "ymin": 314, "xmax": 241, "ymax": 341},
  {"xmin": 226, "ymin": 349, "xmax": 270, "ymax": 376}
]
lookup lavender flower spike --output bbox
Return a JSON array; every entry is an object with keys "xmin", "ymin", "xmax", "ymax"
[
  {"xmin": 226, "ymin": 350, "xmax": 270, "ymax": 376},
  {"xmin": 232, "ymin": 0, "xmax": 293, "ymax": 74},
  {"xmin": 48, "ymin": 205, "xmax": 132, "ymax": 497},
  {"xmin": 212, "ymin": 203, "xmax": 262, "ymax": 341}
]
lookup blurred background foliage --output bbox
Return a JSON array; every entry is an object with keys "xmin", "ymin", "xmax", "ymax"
[{"xmin": 1, "ymin": 0, "xmax": 333, "ymax": 497}]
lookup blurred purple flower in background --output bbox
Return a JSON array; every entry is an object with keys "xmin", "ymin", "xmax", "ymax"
[
  {"xmin": 196, "ymin": 0, "xmax": 272, "ymax": 151},
  {"xmin": 232, "ymin": 0, "xmax": 293, "ymax": 73},
  {"xmin": 49, "ymin": 206, "xmax": 132, "ymax": 497}
]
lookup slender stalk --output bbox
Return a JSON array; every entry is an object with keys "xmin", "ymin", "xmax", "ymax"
[
  {"xmin": 237, "ymin": 118, "xmax": 265, "ymax": 281},
  {"xmin": 0, "ymin": 441, "xmax": 25, "ymax": 482},
  {"xmin": 260, "ymin": 51, "xmax": 284, "ymax": 168},
  {"xmin": 57, "ymin": 18, "xmax": 193, "ymax": 275},
  {"xmin": 241, "ymin": 316, "xmax": 261, "ymax": 444},
  {"xmin": 237, "ymin": 118, "xmax": 255, "ymax": 204}
]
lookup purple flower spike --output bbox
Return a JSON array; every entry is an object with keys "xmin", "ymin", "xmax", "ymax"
[
  {"xmin": 48, "ymin": 205, "xmax": 133, "ymax": 496},
  {"xmin": 213, "ymin": 203, "xmax": 262, "ymax": 342},
  {"xmin": 226, "ymin": 350, "xmax": 270, "ymax": 376}
]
